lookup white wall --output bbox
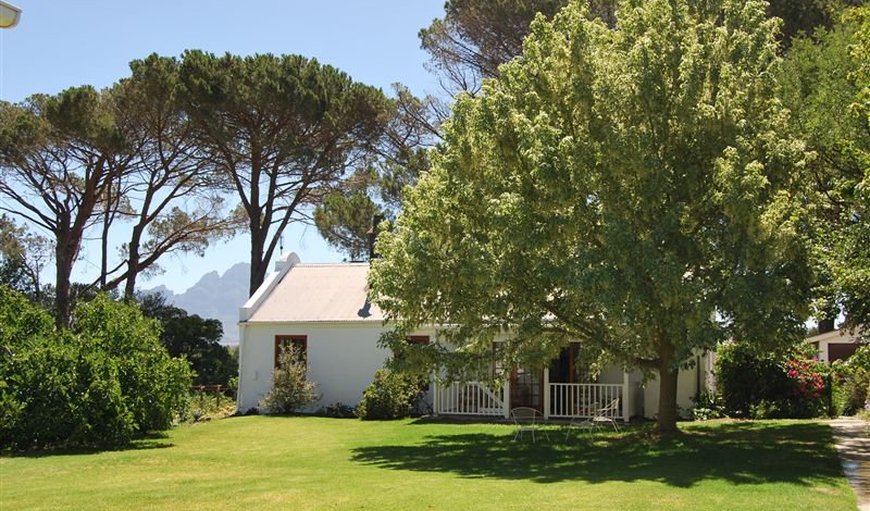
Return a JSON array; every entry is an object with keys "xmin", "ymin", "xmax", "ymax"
[
  {"xmin": 642, "ymin": 352, "xmax": 713, "ymax": 419},
  {"xmin": 239, "ymin": 321, "xmax": 712, "ymax": 419},
  {"xmin": 238, "ymin": 321, "xmax": 395, "ymax": 412}
]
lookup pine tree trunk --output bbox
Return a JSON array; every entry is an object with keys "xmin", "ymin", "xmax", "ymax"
[
  {"xmin": 249, "ymin": 225, "xmax": 267, "ymax": 297},
  {"xmin": 54, "ymin": 234, "xmax": 75, "ymax": 328},
  {"xmin": 124, "ymin": 227, "xmax": 142, "ymax": 300}
]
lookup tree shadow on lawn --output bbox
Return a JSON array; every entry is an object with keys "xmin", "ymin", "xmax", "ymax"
[
  {"xmin": 350, "ymin": 421, "xmax": 844, "ymax": 488},
  {"xmin": 3, "ymin": 432, "xmax": 174, "ymax": 458}
]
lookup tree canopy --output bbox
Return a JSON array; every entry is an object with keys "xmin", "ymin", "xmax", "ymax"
[
  {"xmin": 106, "ymin": 55, "xmax": 240, "ymax": 299},
  {"xmin": 780, "ymin": 6, "xmax": 870, "ymax": 335},
  {"xmin": 371, "ymin": 0, "xmax": 811, "ymax": 433},
  {"xmin": 177, "ymin": 51, "xmax": 391, "ymax": 295},
  {"xmin": 0, "ymin": 87, "xmax": 133, "ymax": 325}
]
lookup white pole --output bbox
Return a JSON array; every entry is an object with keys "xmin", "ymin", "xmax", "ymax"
[
  {"xmin": 622, "ymin": 368, "xmax": 630, "ymax": 423},
  {"xmin": 502, "ymin": 379, "xmax": 511, "ymax": 419},
  {"xmin": 543, "ymin": 367, "xmax": 550, "ymax": 420},
  {"xmin": 431, "ymin": 372, "xmax": 439, "ymax": 417}
]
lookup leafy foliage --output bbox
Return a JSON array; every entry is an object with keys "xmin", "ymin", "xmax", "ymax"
[
  {"xmin": 372, "ymin": 0, "xmax": 811, "ymax": 433},
  {"xmin": 0, "ymin": 215, "xmax": 49, "ymax": 298},
  {"xmin": 259, "ymin": 345, "xmax": 318, "ymax": 414},
  {"xmin": 780, "ymin": 7, "xmax": 870, "ymax": 334},
  {"xmin": 72, "ymin": 295, "xmax": 192, "ymax": 432},
  {"xmin": 830, "ymin": 344, "xmax": 870, "ymax": 415},
  {"xmin": 0, "ymin": 87, "xmax": 130, "ymax": 326},
  {"xmin": 137, "ymin": 292, "xmax": 237, "ymax": 386},
  {"xmin": 313, "ymin": 169, "xmax": 382, "ymax": 261},
  {"xmin": 177, "ymin": 50, "xmax": 391, "ymax": 295},
  {"xmin": 356, "ymin": 368, "xmax": 427, "ymax": 420},
  {"xmin": 0, "ymin": 287, "xmax": 191, "ymax": 450},
  {"xmin": 690, "ymin": 391, "xmax": 725, "ymax": 421},
  {"xmin": 419, "ymin": 0, "xmax": 616, "ymax": 95},
  {"xmin": 715, "ymin": 341, "xmax": 827, "ymax": 418},
  {"xmin": 768, "ymin": 0, "xmax": 866, "ymax": 48}
]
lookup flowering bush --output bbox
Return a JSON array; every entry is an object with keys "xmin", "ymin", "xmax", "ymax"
[
  {"xmin": 785, "ymin": 359, "xmax": 825, "ymax": 399},
  {"xmin": 716, "ymin": 341, "xmax": 827, "ymax": 419}
]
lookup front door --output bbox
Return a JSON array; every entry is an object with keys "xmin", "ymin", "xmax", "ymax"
[{"xmin": 510, "ymin": 367, "xmax": 543, "ymax": 411}]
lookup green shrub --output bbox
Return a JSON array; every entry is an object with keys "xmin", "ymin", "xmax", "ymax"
[
  {"xmin": 259, "ymin": 345, "xmax": 318, "ymax": 414},
  {"xmin": 74, "ymin": 295, "xmax": 192, "ymax": 432},
  {"xmin": 690, "ymin": 391, "xmax": 725, "ymax": 421},
  {"xmin": 356, "ymin": 368, "xmax": 427, "ymax": 420},
  {"xmin": 716, "ymin": 341, "xmax": 790, "ymax": 416},
  {"xmin": 1, "ymin": 333, "xmax": 135, "ymax": 450},
  {"xmin": 0, "ymin": 284, "xmax": 53, "ymax": 349},
  {"xmin": 831, "ymin": 345, "xmax": 870, "ymax": 415},
  {"xmin": 0, "ymin": 287, "xmax": 192, "ymax": 451},
  {"xmin": 715, "ymin": 341, "xmax": 827, "ymax": 418},
  {"xmin": 748, "ymin": 397, "xmax": 823, "ymax": 419}
]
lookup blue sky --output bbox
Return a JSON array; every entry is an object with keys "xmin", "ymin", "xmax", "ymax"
[{"xmin": 0, "ymin": 0, "xmax": 445, "ymax": 293}]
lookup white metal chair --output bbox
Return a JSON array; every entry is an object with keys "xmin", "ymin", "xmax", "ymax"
[
  {"xmin": 591, "ymin": 397, "xmax": 621, "ymax": 432},
  {"xmin": 511, "ymin": 407, "xmax": 548, "ymax": 443},
  {"xmin": 564, "ymin": 398, "xmax": 621, "ymax": 440}
]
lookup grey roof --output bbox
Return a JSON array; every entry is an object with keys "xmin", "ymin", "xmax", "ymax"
[{"xmin": 244, "ymin": 262, "xmax": 383, "ymax": 323}]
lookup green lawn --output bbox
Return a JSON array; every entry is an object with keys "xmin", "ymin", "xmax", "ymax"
[{"xmin": 0, "ymin": 417, "xmax": 856, "ymax": 510}]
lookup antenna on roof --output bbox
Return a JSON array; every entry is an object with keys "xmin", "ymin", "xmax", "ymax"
[{"xmin": 279, "ymin": 235, "xmax": 284, "ymax": 254}]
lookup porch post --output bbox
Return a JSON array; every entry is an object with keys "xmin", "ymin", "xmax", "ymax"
[
  {"xmin": 503, "ymin": 379, "xmax": 511, "ymax": 419},
  {"xmin": 431, "ymin": 371, "xmax": 438, "ymax": 417},
  {"xmin": 543, "ymin": 367, "xmax": 550, "ymax": 420},
  {"xmin": 622, "ymin": 368, "xmax": 630, "ymax": 423}
]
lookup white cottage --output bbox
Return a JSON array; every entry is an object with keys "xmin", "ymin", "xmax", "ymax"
[{"xmin": 237, "ymin": 253, "xmax": 712, "ymax": 420}]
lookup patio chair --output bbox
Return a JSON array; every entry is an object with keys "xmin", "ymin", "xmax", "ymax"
[
  {"xmin": 590, "ymin": 397, "xmax": 621, "ymax": 432},
  {"xmin": 511, "ymin": 407, "xmax": 548, "ymax": 443},
  {"xmin": 563, "ymin": 398, "xmax": 621, "ymax": 440}
]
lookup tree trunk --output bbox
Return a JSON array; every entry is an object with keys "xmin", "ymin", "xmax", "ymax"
[
  {"xmin": 54, "ymin": 233, "xmax": 76, "ymax": 328},
  {"xmin": 124, "ymin": 225, "xmax": 143, "ymax": 300},
  {"xmin": 656, "ymin": 338, "xmax": 679, "ymax": 435},
  {"xmin": 100, "ymin": 208, "xmax": 110, "ymax": 288},
  {"xmin": 657, "ymin": 364, "xmax": 679, "ymax": 434},
  {"xmin": 249, "ymin": 223, "xmax": 267, "ymax": 297}
]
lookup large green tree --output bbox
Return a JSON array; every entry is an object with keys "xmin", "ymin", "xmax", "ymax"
[
  {"xmin": 780, "ymin": 6, "xmax": 870, "ymax": 335},
  {"xmin": 371, "ymin": 0, "xmax": 811, "ymax": 433},
  {"xmin": 420, "ymin": 0, "xmax": 864, "ymax": 98},
  {"xmin": 178, "ymin": 51, "xmax": 390, "ymax": 295}
]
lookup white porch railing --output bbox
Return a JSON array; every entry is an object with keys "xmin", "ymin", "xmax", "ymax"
[
  {"xmin": 435, "ymin": 381, "xmax": 505, "ymax": 416},
  {"xmin": 548, "ymin": 383, "xmax": 624, "ymax": 419}
]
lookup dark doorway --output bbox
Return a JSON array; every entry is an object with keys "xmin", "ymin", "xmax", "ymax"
[
  {"xmin": 510, "ymin": 367, "xmax": 543, "ymax": 411},
  {"xmin": 549, "ymin": 344, "xmax": 578, "ymax": 384}
]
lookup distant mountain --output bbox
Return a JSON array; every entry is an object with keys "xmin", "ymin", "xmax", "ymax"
[{"xmin": 142, "ymin": 263, "xmax": 250, "ymax": 345}]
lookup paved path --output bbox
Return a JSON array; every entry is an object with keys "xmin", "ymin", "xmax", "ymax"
[{"xmin": 830, "ymin": 417, "xmax": 870, "ymax": 511}]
